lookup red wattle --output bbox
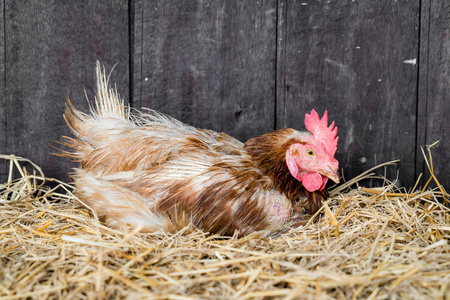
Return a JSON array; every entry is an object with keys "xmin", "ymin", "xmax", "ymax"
[
  {"xmin": 301, "ymin": 173, "xmax": 323, "ymax": 192},
  {"xmin": 320, "ymin": 177, "xmax": 329, "ymax": 191}
]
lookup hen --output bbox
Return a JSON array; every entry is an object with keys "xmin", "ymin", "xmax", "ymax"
[{"xmin": 61, "ymin": 63, "xmax": 340, "ymax": 236}]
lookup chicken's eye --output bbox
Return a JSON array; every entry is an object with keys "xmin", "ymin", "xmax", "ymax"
[{"xmin": 305, "ymin": 149, "xmax": 315, "ymax": 157}]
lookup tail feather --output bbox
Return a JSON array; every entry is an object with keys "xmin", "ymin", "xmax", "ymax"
[
  {"xmin": 59, "ymin": 62, "xmax": 202, "ymax": 174},
  {"xmin": 93, "ymin": 61, "xmax": 129, "ymax": 120}
]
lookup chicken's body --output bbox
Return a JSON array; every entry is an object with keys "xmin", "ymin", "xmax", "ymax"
[{"xmin": 62, "ymin": 63, "xmax": 339, "ymax": 236}]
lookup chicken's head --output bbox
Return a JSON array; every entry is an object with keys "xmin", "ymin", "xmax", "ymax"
[{"xmin": 285, "ymin": 109, "xmax": 339, "ymax": 192}]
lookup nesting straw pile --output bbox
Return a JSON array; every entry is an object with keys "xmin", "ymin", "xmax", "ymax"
[{"xmin": 1, "ymin": 152, "xmax": 449, "ymax": 299}]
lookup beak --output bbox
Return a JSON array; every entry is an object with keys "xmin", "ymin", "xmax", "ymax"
[{"xmin": 322, "ymin": 170, "xmax": 340, "ymax": 184}]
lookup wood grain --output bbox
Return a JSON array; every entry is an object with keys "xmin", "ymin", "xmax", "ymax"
[
  {"xmin": 0, "ymin": 0, "xmax": 6, "ymax": 181},
  {"xmin": 277, "ymin": 0, "xmax": 420, "ymax": 187},
  {"xmin": 132, "ymin": 0, "xmax": 278, "ymax": 142},
  {"xmin": 417, "ymin": 0, "xmax": 450, "ymax": 187},
  {"xmin": 3, "ymin": 1, "xmax": 129, "ymax": 182}
]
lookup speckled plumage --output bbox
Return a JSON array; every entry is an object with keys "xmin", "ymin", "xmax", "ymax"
[{"xmin": 60, "ymin": 62, "xmax": 339, "ymax": 237}]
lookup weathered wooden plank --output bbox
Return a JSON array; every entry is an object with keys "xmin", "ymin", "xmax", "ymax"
[
  {"xmin": 0, "ymin": 0, "xmax": 6, "ymax": 181},
  {"xmin": 3, "ymin": 1, "xmax": 129, "ymax": 182},
  {"xmin": 417, "ymin": 1, "xmax": 450, "ymax": 188},
  {"xmin": 277, "ymin": 0, "xmax": 420, "ymax": 187},
  {"xmin": 132, "ymin": 0, "xmax": 278, "ymax": 142}
]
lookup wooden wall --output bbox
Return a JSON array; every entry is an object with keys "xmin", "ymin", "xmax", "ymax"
[
  {"xmin": 1, "ymin": 0, "xmax": 449, "ymax": 189},
  {"xmin": 0, "ymin": 1, "xmax": 129, "ymax": 182}
]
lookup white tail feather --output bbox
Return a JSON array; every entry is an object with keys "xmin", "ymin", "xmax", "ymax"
[{"xmin": 94, "ymin": 61, "xmax": 129, "ymax": 120}]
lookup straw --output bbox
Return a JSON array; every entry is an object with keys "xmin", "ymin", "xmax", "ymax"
[{"xmin": 1, "ymin": 154, "xmax": 449, "ymax": 299}]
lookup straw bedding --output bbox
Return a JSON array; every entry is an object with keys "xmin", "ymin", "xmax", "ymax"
[{"xmin": 0, "ymin": 153, "xmax": 449, "ymax": 299}]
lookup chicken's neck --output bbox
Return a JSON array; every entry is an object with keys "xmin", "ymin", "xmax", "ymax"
[{"xmin": 244, "ymin": 129, "xmax": 306, "ymax": 200}]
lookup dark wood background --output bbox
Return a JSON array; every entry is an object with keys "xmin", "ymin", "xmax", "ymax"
[{"xmin": 1, "ymin": 0, "xmax": 448, "ymax": 190}]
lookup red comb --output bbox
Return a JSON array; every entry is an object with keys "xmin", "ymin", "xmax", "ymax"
[{"xmin": 304, "ymin": 109, "xmax": 339, "ymax": 156}]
